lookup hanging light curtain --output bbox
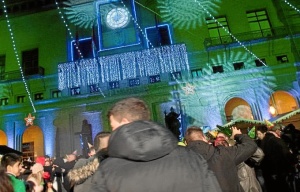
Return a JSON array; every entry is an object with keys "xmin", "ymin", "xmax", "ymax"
[{"xmin": 58, "ymin": 44, "xmax": 189, "ymax": 90}]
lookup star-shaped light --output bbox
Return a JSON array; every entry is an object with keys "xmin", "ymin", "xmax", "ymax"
[
  {"xmin": 24, "ymin": 113, "xmax": 35, "ymax": 126},
  {"xmin": 182, "ymin": 83, "xmax": 195, "ymax": 95}
]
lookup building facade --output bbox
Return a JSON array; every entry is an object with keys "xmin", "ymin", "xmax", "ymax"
[{"xmin": 0, "ymin": 0, "xmax": 299, "ymax": 159}]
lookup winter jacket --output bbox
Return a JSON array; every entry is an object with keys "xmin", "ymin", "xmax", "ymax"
[
  {"xmin": 259, "ymin": 132, "xmax": 294, "ymax": 192},
  {"xmin": 187, "ymin": 134, "xmax": 258, "ymax": 192},
  {"xmin": 260, "ymin": 132, "xmax": 294, "ymax": 175},
  {"xmin": 237, "ymin": 162, "xmax": 262, "ymax": 192},
  {"xmin": 89, "ymin": 120, "xmax": 222, "ymax": 192},
  {"xmin": 237, "ymin": 147, "xmax": 264, "ymax": 192},
  {"xmin": 7, "ymin": 173, "xmax": 26, "ymax": 192},
  {"xmin": 68, "ymin": 149, "xmax": 108, "ymax": 192}
]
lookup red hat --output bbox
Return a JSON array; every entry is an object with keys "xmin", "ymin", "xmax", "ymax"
[{"xmin": 35, "ymin": 156, "xmax": 45, "ymax": 166}]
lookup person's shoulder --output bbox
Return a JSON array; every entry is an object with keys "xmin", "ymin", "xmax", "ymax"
[{"xmin": 9, "ymin": 176, "xmax": 25, "ymax": 191}]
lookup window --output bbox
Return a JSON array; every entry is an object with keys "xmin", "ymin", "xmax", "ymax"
[
  {"xmin": 52, "ymin": 90, "xmax": 62, "ymax": 98},
  {"xmin": 22, "ymin": 48, "xmax": 38, "ymax": 76},
  {"xmin": 89, "ymin": 84, "xmax": 100, "ymax": 93},
  {"xmin": 71, "ymin": 38, "xmax": 95, "ymax": 61},
  {"xmin": 170, "ymin": 72, "xmax": 182, "ymax": 81},
  {"xmin": 255, "ymin": 58, "xmax": 266, "ymax": 67},
  {"xmin": 109, "ymin": 81, "xmax": 120, "ymax": 89},
  {"xmin": 129, "ymin": 78, "xmax": 140, "ymax": 87},
  {"xmin": 212, "ymin": 65, "xmax": 224, "ymax": 73},
  {"xmin": 206, "ymin": 16, "xmax": 231, "ymax": 44},
  {"xmin": 149, "ymin": 75, "xmax": 161, "ymax": 83},
  {"xmin": 191, "ymin": 69, "xmax": 202, "ymax": 78},
  {"xmin": 145, "ymin": 24, "xmax": 172, "ymax": 48},
  {"xmin": 247, "ymin": 10, "xmax": 272, "ymax": 37},
  {"xmin": 0, "ymin": 55, "xmax": 5, "ymax": 80},
  {"xmin": 34, "ymin": 93, "xmax": 43, "ymax": 100},
  {"xmin": 276, "ymin": 55, "xmax": 288, "ymax": 64},
  {"xmin": 0, "ymin": 98, "xmax": 8, "ymax": 106},
  {"xmin": 233, "ymin": 62, "xmax": 244, "ymax": 70},
  {"xmin": 70, "ymin": 87, "xmax": 81, "ymax": 95},
  {"xmin": 17, "ymin": 95, "xmax": 26, "ymax": 103}
]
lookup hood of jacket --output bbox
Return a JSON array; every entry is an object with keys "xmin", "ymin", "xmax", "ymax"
[
  {"xmin": 68, "ymin": 157, "xmax": 99, "ymax": 186},
  {"xmin": 108, "ymin": 120, "xmax": 178, "ymax": 161}
]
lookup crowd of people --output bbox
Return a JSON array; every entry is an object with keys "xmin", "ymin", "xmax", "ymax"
[{"xmin": 1, "ymin": 97, "xmax": 300, "ymax": 192}]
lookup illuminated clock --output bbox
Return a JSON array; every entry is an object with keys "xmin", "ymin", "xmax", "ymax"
[{"xmin": 106, "ymin": 7, "xmax": 130, "ymax": 29}]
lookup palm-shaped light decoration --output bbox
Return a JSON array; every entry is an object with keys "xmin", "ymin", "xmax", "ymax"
[
  {"xmin": 177, "ymin": 50, "xmax": 276, "ymax": 129},
  {"xmin": 157, "ymin": 0, "xmax": 221, "ymax": 29},
  {"xmin": 63, "ymin": 0, "xmax": 97, "ymax": 29}
]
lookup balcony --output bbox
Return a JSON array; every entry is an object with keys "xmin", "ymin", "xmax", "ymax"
[
  {"xmin": 0, "ymin": 66, "xmax": 45, "ymax": 81},
  {"xmin": 58, "ymin": 44, "xmax": 189, "ymax": 90},
  {"xmin": 204, "ymin": 25, "xmax": 300, "ymax": 48}
]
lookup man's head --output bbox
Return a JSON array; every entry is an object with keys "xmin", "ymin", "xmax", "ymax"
[
  {"xmin": 93, "ymin": 131, "xmax": 111, "ymax": 152},
  {"xmin": 108, "ymin": 97, "xmax": 150, "ymax": 130},
  {"xmin": 214, "ymin": 136, "xmax": 229, "ymax": 147},
  {"xmin": 1, "ymin": 153, "xmax": 23, "ymax": 176},
  {"xmin": 216, "ymin": 132, "xmax": 229, "ymax": 140},
  {"xmin": 256, "ymin": 126, "xmax": 268, "ymax": 140},
  {"xmin": 184, "ymin": 126, "xmax": 208, "ymax": 145}
]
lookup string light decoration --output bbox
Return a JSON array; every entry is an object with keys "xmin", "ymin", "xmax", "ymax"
[
  {"xmin": 58, "ymin": 58, "xmax": 100, "ymax": 90},
  {"xmin": 58, "ymin": 44, "xmax": 189, "ymax": 90},
  {"xmin": 120, "ymin": 0, "xmax": 155, "ymax": 48},
  {"xmin": 157, "ymin": 0, "xmax": 222, "ymax": 30},
  {"xmin": 1, "ymin": 0, "xmax": 36, "ymax": 113},
  {"xmin": 56, "ymin": 0, "xmax": 106, "ymax": 97},
  {"xmin": 55, "ymin": 0, "xmax": 83, "ymax": 59},
  {"xmin": 194, "ymin": 0, "xmax": 267, "ymax": 67},
  {"xmin": 283, "ymin": 0, "xmax": 300, "ymax": 14},
  {"xmin": 120, "ymin": 0, "xmax": 188, "ymax": 83}
]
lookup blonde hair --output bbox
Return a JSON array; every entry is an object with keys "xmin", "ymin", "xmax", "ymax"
[{"xmin": 27, "ymin": 172, "xmax": 43, "ymax": 185}]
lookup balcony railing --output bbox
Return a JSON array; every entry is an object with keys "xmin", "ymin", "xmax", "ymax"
[
  {"xmin": 204, "ymin": 25, "xmax": 300, "ymax": 48},
  {"xmin": 0, "ymin": 66, "xmax": 44, "ymax": 81}
]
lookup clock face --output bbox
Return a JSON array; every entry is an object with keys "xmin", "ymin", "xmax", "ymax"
[{"xmin": 106, "ymin": 7, "xmax": 130, "ymax": 29}]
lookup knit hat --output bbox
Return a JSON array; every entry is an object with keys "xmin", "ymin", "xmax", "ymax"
[
  {"xmin": 35, "ymin": 156, "xmax": 45, "ymax": 166},
  {"xmin": 31, "ymin": 163, "xmax": 44, "ymax": 174}
]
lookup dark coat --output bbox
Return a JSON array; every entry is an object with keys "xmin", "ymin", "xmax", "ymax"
[
  {"xmin": 68, "ymin": 149, "xmax": 108, "ymax": 192},
  {"xmin": 260, "ymin": 132, "xmax": 294, "ymax": 175},
  {"xmin": 259, "ymin": 132, "xmax": 294, "ymax": 192},
  {"xmin": 187, "ymin": 134, "xmax": 257, "ymax": 192},
  {"xmin": 52, "ymin": 157, "xmax": 76, "ymax": 192},
  {"xmin": 89, "ymin": 120, "xmax": 222, "ymax": 192}
]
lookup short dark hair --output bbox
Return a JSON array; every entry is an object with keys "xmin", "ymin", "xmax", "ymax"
[
  {"xmin": 93, "ymin": 131, "xmax": 111, "ymax": 152},
  {"xmin": 108, "ymin": 97, "xmax": 150, "ymax": 123},
  {"xmin": 1, "ymin": 153, "xmax": 22, "ymax": 170},
  {"xmin": 184, "ymin": 126, "xmax": 205, "ymax": 144},
  {"xmin": 256, "ymin": 126, "xmax": 268, "ymax": 133}
]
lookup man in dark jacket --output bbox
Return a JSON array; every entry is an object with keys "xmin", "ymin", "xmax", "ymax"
[
  {"xmin": 184, "ymin": 126, "xmax": 258, "ymax": 192},
  {"xmin": 260, "ymin": 129, "xmax": 294, "ymax": 192},
  {"xmin": 89, "ymin": 97, "xmax": 222, "ymax": 192},
  {"xmin": 90, "ymin": 120, "xmax": 221, "ymax": 192}
]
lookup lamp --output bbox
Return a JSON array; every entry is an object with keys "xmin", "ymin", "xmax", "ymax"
[{"xmin": 269, "ymin": 105, "xmax": 276, "ymax": 116}]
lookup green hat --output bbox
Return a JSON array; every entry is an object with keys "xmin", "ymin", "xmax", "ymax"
[{"xmin": 248, "ymin": 126, "xmax": 256, "ymax": 139}]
